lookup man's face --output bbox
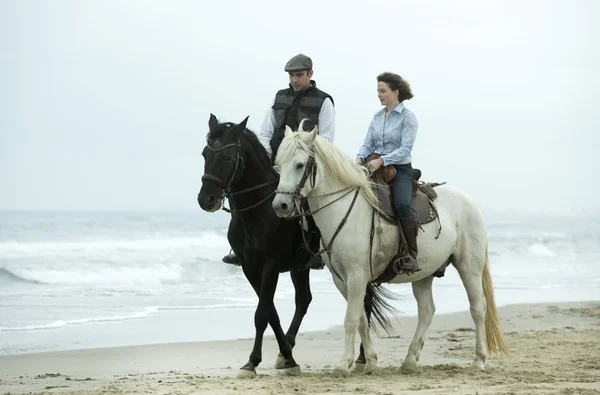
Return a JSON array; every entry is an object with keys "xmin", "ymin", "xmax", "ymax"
[{"xmin": 288, "ymin": 70, "xmax": 313, "ymax": 91}]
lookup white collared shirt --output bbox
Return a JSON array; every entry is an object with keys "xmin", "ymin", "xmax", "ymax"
[{"xmin": 357, "ymin": 103, "xmax": 418, "ymax": 166}]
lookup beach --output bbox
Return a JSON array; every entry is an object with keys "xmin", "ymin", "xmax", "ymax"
[
  {"xmin": 1, "ymin": 301, "xmax": 599, "ymax": 394},
  {"xmin": 1, "ymin": 211, "xmax": 599, "ymax": 394}
]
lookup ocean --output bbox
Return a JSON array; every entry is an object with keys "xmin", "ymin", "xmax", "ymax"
[{"xmin": 1, "ymin": 209, "xmax": 599, "ymax": 356}]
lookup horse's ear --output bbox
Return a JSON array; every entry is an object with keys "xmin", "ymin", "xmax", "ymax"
[
  {"xmin": 307, "ymin": 125, "xmax": 319, "ymax": 145},
  {"xmin": 209, "ymin": 114, "xmax": 218, "ymax": 131},
  {"xmin": 284, "ymin": 125, "xmax": 294, "ymax": 138},
  {"xmin": 231, "ymin": 116, "xmax": 249, "ymax": 137}
]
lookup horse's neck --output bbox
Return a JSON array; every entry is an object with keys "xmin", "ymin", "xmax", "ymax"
[
  {"xmin": 307, "ymin": 178, "xmax": 371, "ymax": 240},
  {"xmin": 309, "ymin": 177, "xmax": 364, "ymax": 219},
  {"xmin": 229, "ymin": 147, "xmax": 276, "ymax": 214}
]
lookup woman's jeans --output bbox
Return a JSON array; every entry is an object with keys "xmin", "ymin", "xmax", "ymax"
[
  {"xmin": 389, "ymin": 163, "xmax": 420, "ymax": 272},
  {"xmin": 390, "ymin": 164, "xmax": 414, "ymax": 218}
]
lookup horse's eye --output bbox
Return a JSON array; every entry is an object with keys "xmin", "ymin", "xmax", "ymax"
[{"xmin": 296, "ymin": 163, "xmax": 304, "ymax": 170}]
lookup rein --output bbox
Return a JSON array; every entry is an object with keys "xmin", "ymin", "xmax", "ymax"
[
  {"xmin": 277, "ymin": 152, "xmax": 361, "ymax": 281},
  {"xmin": 275, "ymin": 155, "xmax": 359, "ymax": 219},
  {"xmin": 299, "ymin": 188, "xmax": 361, "ymax": 259}
]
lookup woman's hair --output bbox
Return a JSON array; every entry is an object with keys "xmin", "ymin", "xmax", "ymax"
[{"xmin": 377, "ymin": 72, "xmax": 414, "ymax": 102}]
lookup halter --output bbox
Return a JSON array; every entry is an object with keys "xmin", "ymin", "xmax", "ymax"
[{"xmin": 201, "ymin": 140, "xmax": 274, "ymax": 213}]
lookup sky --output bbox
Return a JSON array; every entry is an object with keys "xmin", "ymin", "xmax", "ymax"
[{"xmin": 1, "ymin": 0, "xmax": 598, "ymax": 212}]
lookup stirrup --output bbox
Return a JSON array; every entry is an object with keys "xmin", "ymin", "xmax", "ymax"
[{"xmin": 392, "ymin": 254, "xmax": 421, "ymax": 276}]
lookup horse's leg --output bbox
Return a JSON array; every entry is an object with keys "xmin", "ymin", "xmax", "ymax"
[
  {"xmin": 356, "ymin": 301, "xmax": 378, "ymax": 374},
  {"xmin": 454, "ymin": 255, "xmax": 488, "ymax": 370},
  {"xmin": 354, "ymin": 288, "xmax": 374, "ymax": 371},
  {"xmin": 274, "ymin": 268, "xmax": 312, "ymax": 370},
  {"xmin": 238, "ymin": 264, "xmax": 298, "ymax": 378},
  {"xmin": 401, "ymin": 275, "xmax": 435, "ymax": 373},
  {"xmin": 335, "ymin": 274, "xmax": 368, "ymax": 376},
  {"xmin": 286, "ymin": 269, "xmax": 313, "ymax": 346}
]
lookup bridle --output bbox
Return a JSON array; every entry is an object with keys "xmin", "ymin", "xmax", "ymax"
[
  {"xmin": 201, "ymin": 141, "xmax": 241, "ymax": 193},
  {"xmin": 275, "ymin": 154, "xmax": 359, "ymax": 219},
  {"xmin": 200, "ymin": 139, "xmax": 275, "ymax": 213}
]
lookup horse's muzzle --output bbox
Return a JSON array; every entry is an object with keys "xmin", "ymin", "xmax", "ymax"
[
  {"xmin": 272, "ymin": 195, "xmax": 294, "ymax": 218},
  {"xmin": 198, "ymin": 192, "xmax": 222, "ymax": 213}
]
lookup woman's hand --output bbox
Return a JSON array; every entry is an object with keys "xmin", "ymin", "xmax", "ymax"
[
  {"xmin": 366, "ymin": 157, "xmax": 384, "ymax": 173},
  {"xmin": 355, "ymin": 157, "xmax": 364, "ymax": 165}
]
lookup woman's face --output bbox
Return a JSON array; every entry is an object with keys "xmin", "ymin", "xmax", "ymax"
[{"xmin": 377, "ymin": 81, "xmax": 398, "ymax": 107}]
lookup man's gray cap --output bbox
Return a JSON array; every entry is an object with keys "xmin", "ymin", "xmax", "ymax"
[{"xmin": 284, "ymin": 54, "xmax": 313, "ymax": 72}]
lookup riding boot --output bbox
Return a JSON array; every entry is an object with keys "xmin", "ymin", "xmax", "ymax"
[
  {"xmin": 303, "ymin": 210, "xmax": 324, "ymax": 270},
  {"xmin": 222, "ymin": 249, "xmax": 242, "ymax": 266},
  {"xmin": 305, "ymin": 254, "xmax": 325, "ymax": 270},
  {"xmin": 398, "ymin": 216, "xmax": 421, "ymax": 274}
]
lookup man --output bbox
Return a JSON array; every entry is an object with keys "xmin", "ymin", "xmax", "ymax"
[
  {"xmin": 222, "ymin": 53, "xmax": 336, "ymax": 269},
  {"xmin": 257, "ymin": 53, "xmax": 335, "ymax": 161}
]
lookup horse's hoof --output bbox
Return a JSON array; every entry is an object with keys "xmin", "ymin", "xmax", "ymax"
[
  {"xmin": 332, "ymin": 366, "xmax": 351, "ymax": 377},
  {"xmin": 274, "ymin": 353, "xmax": 286, "ymax": 370},
  {"xmin": 353, "ymin": 362, "xmax": 365, "ymax": 372},
  {"xmin": 364, "ymin": 363, "xmax": 380, "ymax": 375},
  {"xmin": 471, "ymin": 359, "xmax": 486, "ymax": 371},
  {"xmin": 236, "ymin": 367, "xmax": 257, "ymax": 379},
  {"xmin": 400, "ymin": 360, "xmax": 418, "ymax": 374},
  {"xmin": 284, "ymin": 365, "xmax": 302, "ymax": 376}
]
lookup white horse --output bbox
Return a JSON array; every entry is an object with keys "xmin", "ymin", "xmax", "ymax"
[{"xmin": 272, "ymin": 124, "xmax": 508, "ymax": 375}]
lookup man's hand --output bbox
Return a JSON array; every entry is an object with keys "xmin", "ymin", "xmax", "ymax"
[
  {"xmin": 366, "ymin": 157, "xmax": 384, "ymax": 173},
  {"xmin": 355, "ymin": 157, "xmax": 364, "ymax": 165}
]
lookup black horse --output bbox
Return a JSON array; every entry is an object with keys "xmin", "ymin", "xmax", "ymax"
[{"xmin": 197, "ymin": 114, "xmax": 397, "ymax": 377}]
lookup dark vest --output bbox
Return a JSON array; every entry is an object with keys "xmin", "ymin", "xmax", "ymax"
[{"xmin": 270, "ymin": 80, "xmax": 334, "ymax": 159}]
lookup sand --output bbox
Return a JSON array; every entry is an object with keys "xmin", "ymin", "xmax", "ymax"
[{"xmin": 1, "ymin": 301, "xmax": 599, "ymax": 394}]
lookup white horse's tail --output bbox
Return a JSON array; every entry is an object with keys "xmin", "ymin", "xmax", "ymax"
[
  {"xmin": 366, "ymin": 283, "xmax": 402, "ymax": 337},
  {"xmin": 482, "ymin": 244, "xmax": 509, "ymax": 355}
]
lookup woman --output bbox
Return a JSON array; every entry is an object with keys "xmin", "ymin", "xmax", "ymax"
[{"xmin": 355, "ymin": 72, "xmax": 420, "ymax": 274}]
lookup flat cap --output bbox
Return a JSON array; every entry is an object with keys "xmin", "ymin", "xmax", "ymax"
[{"xmin": 284, "ymin": 53, "xmax": 313, "ymax": 72}]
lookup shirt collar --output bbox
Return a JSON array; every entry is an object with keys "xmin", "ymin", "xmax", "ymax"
[
  {"xmin": 391, "ymin": 102, "xmax": 405, "ymax": 114},
  {"xmin": 378, "ymin": 102, "xmax": 405, "ymax": 115}
]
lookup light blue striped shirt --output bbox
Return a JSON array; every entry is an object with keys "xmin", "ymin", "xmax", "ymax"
[{"xmin": 357, "ymin": 103, "xmax": 418, "ymax": 166}]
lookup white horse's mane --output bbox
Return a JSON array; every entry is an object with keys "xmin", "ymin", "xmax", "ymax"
[{"xmin": 276, "ymin": 122, "xmax": 382, "ymax": 213}]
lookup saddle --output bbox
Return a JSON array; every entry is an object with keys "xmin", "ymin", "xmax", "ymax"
[
  {"xmin": 364, "ymin": 154, "xmax": 444, "ymax": 227},
  {"xmin": 364, "ymin": 154, "xmax": 446, "ymax": 282}
]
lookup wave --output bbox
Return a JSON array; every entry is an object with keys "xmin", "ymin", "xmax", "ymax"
[
  {"xmin": 0, "ymin": 267, "xmax": 42, "ymax": 285},
  {"xmin": 0, "ymin": 232, "xmax": 229, "ymax": 256},
  {"xmin": 527, "ymin": 243, "xmax": 556, "ymax": 258},
  {"xmin": 0, "ymin": 303, "xmax": 258, "ymax": 332},
  {"xmin": 2, "ymin": 264, "xmax": 185, "ymax": 286},
  {"xmin": 0, "ymin": 306, "xmax": 160, "ymax": 332}
]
